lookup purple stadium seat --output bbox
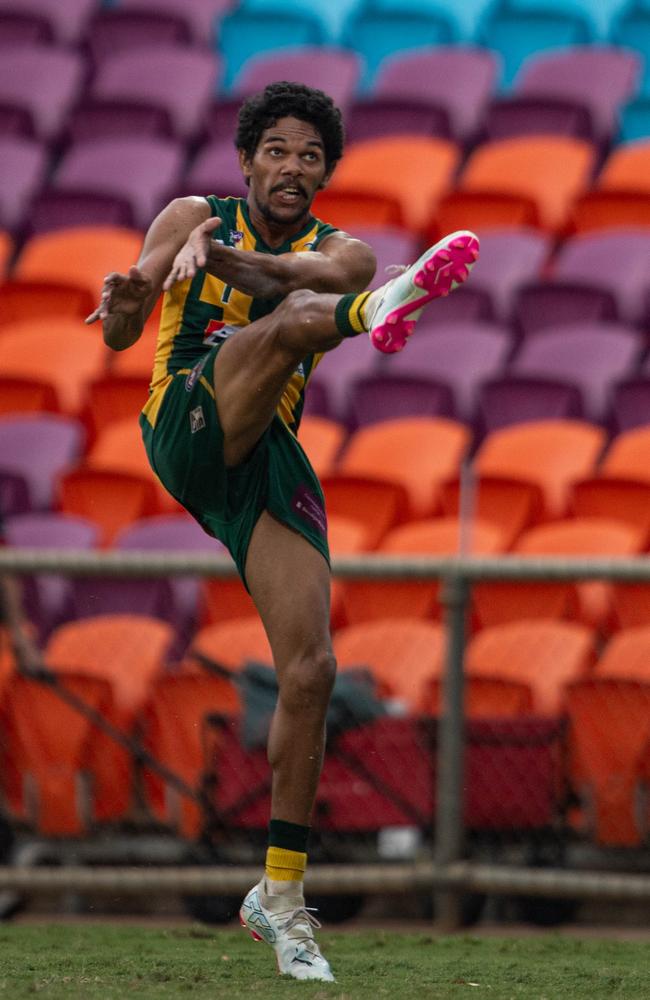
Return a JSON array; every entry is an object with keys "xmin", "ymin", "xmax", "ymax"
[
  {"xmin": 90, "ymin": 46, "xmax": 220, "ymax": 141},
  {"xmin": 0, "ymin": 11, "xmax": 54, "ymax": 46},
  {"xmin": 485, "ymin": 46, "xmax": 641, "ymax": 146},
  {"xmin": 0, "ymin": 414, "xmax": 85, "ymax": 511},
  {"xmin": 480, "ymin": 322, "xmax": 643, "ymax": 429},
  {"xmin": 609, "ymin": 377, "xmax": 650, "ymax": 433},
  {"xmin": 68, "ymin": 513, "xmax": 222, "ymax": 652},
  {"xmin": 348, "ymin": 47, "xmax": 500, "ymax": 145},
  {"xmin": 350, "ymin": 226, "xmax": 420, "ymax": 290},
  {"xmin": 64, "ymin": 99, "xmax": 176, "ymax": 144},
  {"xmin": 178, "ymin": 139, "xmax": 248, "ymax": 200},
  {"xmin": 309, "ymin": 333, "xmax": 379, "ymax": 426},
  {"xmin": 478, "ymin": 376, "xmax": 584, "ymax": 432},
  {"xmin": 84, "ymin": 8, "xmax": 193, "ymax": 71},
  {"xmin": 0, "ymin": 0, "xmax": 97, "ymax": 45},
  {"xmin": 384, "ymin": 321, "xmax": 512, "ymax": 424},
  {"xmin": 0, "ymin": 46, "xmax": 85, "ymax": 141},
  {"xmin": 347, "ymin": 372, "xmax": 455, "ymax": 427},
  {"xmin": 0, "ymin": 137, "xmax": 48, "ymax": 233},
  {"xmin": 514, "ymin": 230, "xmax": 650, "ymax": 337},
  {"xmin": 48, "ymin": 137, "xmax": 185, "ymax": 230},
  {"xmin": 208, "ymin": 45, "xmax": 362, "ymax": 141},
  {"xmin": 0, "ymin": 472, "xmax": 30, "ymax": 518},
  {"xmin": 3, "ymin": 512, "xmax": 100, "ymax": 639},
  {"xmin": 118, "ymin": 0, "xmax": 234, "ymax": 46}
]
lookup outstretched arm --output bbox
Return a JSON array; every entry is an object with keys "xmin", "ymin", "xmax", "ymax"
[
  {"xmin": 163, "ymin": 216, "xmax": 377, "ymax": 297},
  {"xmin": 85, "ymin": 197, "xmax": 212, "ymax": 350}
]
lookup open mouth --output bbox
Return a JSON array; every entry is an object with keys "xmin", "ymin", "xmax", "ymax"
[{"xmin": 273, "ymin": 185, "xmax": 305, "ymax": 204}]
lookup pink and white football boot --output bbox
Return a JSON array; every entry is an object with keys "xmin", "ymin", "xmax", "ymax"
[{"xmin": 366, "ymin": 230, "xmax": 480, "ymax": 354}]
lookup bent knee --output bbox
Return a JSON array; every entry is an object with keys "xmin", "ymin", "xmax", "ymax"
[
  {"xmin": 279, "ymin": 649, "xmax": 337, "ymax": 713},
  {"xmin": 277, "ymin": 288, "xmax": 319, "ymax": 328}
]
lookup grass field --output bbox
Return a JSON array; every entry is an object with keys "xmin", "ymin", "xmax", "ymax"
[{"xmin": 0, "ymin": 924, "xmax": 648, "ymax": 999}]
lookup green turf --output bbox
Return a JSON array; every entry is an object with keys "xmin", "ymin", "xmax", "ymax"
[{"xmin": 0, "ymin": 924, "xmax": 647, "ymax": 999}]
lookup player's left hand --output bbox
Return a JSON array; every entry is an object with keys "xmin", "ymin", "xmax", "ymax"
[{"xmin": 163, "ymin": 216, "xmax": 224, "ymax": 290}]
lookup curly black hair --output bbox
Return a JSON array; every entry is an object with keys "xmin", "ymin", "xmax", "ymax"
[{"xmin": 235, "ymin": 81, "xmax": 345, "ymax": 174}]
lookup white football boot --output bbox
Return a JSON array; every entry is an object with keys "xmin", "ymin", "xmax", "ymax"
[
  {"xmin": 239, "ymin": 878, "xmax": 335, "ymax": 982},
  {"xmin": 366, "ymin": 230, "xmax": 480, "ymax": 354}
]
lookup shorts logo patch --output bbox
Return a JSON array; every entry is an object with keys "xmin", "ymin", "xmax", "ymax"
[
  {"xmin": 185, "ymin": 354, "xmax": 209, "ymax": 391},
  {"xmin": 189, "ymin": 406, "xmax": 206, "ymax": 433},
  {"xmin": 291, "ymin": 485, "xmax": 327, "ymax": 535}
]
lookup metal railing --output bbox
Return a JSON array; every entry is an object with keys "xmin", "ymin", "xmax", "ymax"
[{"xmin": 2, "ymin": 547, "xmax": 650, "ymax": 926}]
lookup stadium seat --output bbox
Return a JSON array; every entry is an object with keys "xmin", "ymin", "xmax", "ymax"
[
  {"xmin": 611, "ymin": 8, "xmax": 650, "ymax": 97},
  {"xmin": 297, "ymin": 415, "xmax": 346, "ymax": 479},
  {"xmin": 3, "ymin": 511, "xmax": 100, "ymax": 640},
  {"xmin": 594, "ymin": 626, "xmax": 650, "ymax": 683},
  {"xmin": 570, "ymin": 140, "xmax": 650, "ymax": 233},
  {"xmin": 139, "ymin": 672, "xmax": 240, "ymax": 837},
  {"xmin": 338, "ymin": 515, "xmax": 505, "ymax": 627},
  {"xmin": 0, "ymin": 8, "xmax": 53, "ymax": 47},
  {"xmin": 334, "ymin": 416, "xmax": 471, "ymax": 521},
  {"xmin": 307, "ymin": 331, "xmax": 384, "ymax": 425},
  {"xmin": 433, "ymin": 136, "xmax": 595, "ymax": 238},
  {"xmin": 479, "ymin": 323, "xmax": 642, "ymax": 428},
  {"xmin": 0, "ymin": 0, "xmax": 97, "ymax": 45},
  {"xmin": 84, "ymin": 416, "xmax": 177, "ymax": 514},
  {"xmin": 44, "ymin": 137, "xmax": 185, "ymax": 231},
  {"xmin": 423, "ymin": 676, "xmax": 534, "ymax": 720},
  {"xmin": 348, "ymin": 47, "xmax": 499, "ymax": 145},
  {"xmin": 472, "ymin": 517, "xmax": 643, "ymax": 631},
  {"xmin": 45, "ymin": 613, "xmax": 176, "ymax": 725},
  {"xmin": 319, "ymin": 474, "xmax": 411, "ymax": 550},
  {"xmin": 12, "ymin": 226, "xmax": 144, "ymax": 304},
  {"xmin": 466, "ymin": 619, "xmax": 596, "ymax": 716},
  {"xmin": 0, "ymin": 318, "xmax": 108, "ymax": 417},
  {"xmin": 373, "ymin": 322, "xmax": 511, "ymax": 426},
  {"xmin": 176, "ymin": 139, "xmax": 249, "ymax": 201},
  {"xmin": 483, "ymin": 46, "xmax": 640, "ymax": 146},
  {"xmin": 67, "ymin": 513, "xmax": 219, "ymax": 654},
  {"xmin": 352, "ymin": 226, "xmax": 420, "ymax": 291},
  {"xmin": 0, "ymin": 413, "xmax": 85, "ymax": 511},
  {"xmin": 84, "ymin": 7, "xmax": 193, "ymax": 70},
  {"xmin": 116, "ymin": 0, "xmax": 232, "ymax": 47},
  {"xmin": 0, "ymin": 229, "xmax": 13, "ymax": 278},
  {"xmin": 0, "ymin": 671, "xmax": 126, "ymax": 835},
  {"xmin": 0, "ymin": 136, "xmax": 48, "ymax": 234},
  {"xmin": 218, "ymin": 11, "xmax": 326, "ymax": 90},
  {"xmin": 565, "ymin": 678, "xmax": 650, "ymax": 846},
  {"xmin": 441, "ymin": 419, "xmax": 606, "ymax": 542},
  {"xmin": 90, "ymin": 46, "xmax": 220, "ymax": 141},
  {"xmin": 514, "ymin": 230, "xmax": 650, "ymax": 335},
  {"xmin": 57, "ymin": 468, "xmax": 161, "ymax": 547},
  {"xmin": 618, "ymin": 96, "xmax": 650, "ymax": 144},
  {"xmin": 0, "ymin": 45, "xmax": 85, "ymax": 141},
  {"xmin": 191, "ymin": 617, "xmax": 272, "ymax": 672},
  {"xmin": 332, "ymin": 617, "xmax": 445, "ymax": 713},
  {"xmin": 81, "ymin": 374, "xmax": 151, "ymax": 445},
  {"xmin": 479, "ymin": 8, "xmax": 592, "ymax": 89},
  {"xmin": 0, "ymin": 280, "xmax": 96, "ymax": 327},
  {"xmin": 316, "ymin": 135, "xmax": 461, "ymax": 236}
]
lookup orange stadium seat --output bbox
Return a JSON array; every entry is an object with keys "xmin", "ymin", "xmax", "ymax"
[
  {"xmin": 0, "ymin": 672, "xmax": 128, "ymax": 835},
  {"xmin": 316, "ymin": 135, "xmax": 461, "ymax": 235},
  {"xmin": 310, "ymin": 190, "xmax": 405, "ymax": 231},
  {"xmin": 319, "ymin": 474, "xmax": 411, "ymax": 549},
  {"xmin": 0, "ymin": 280, "xmax": 96, "ymax": 327},
  {"xmin": 473, "ymin": 517, "xmax": 643, "ymax": 630},
  {"xmin": 57, "ymin": 467, "xmax": 161, "ymax": 546},
  {"xmin": 465, "ymin": 619, "xmax": 597, "ymax": 716},
  {"xmin": 423, "ymin": 676, "xmax": 534, "ymax": 720},
  {"xmin": 594, "ymin": 627, "xmax": 650, "ymax": 684},
  {"xmin": 332, "ymin": 617, "xmax": 445, "ymax": 714},
  {"xmin": 80, "ymin": 373, "xmax": 151, "ymax": 443},
  {"xmin": 442, "ymin": 420, "xmax": 605, "ymax": 544},
  {"xmin": 0, "ymin": 318, "xmax": 108, "ymax": 416},
  {"xmin": 191, "ymin": 616, "xmax": 272, "ymax": 673},
  {"xmin": 108, "ymin": 311, "xmax": 161, "ymax": 378},
  {"xmin": 45, "ymin": 613, "xmax": 175, "ymax": 724},
  {"xmin": 335, "ymin": 417, "xmax": 471, "ymax": 521},
  {"xmin": 139, "ymin": 672, "xmax": 240, "ymax": 837},
  {"xmin": 0, "ymin": 229, "xmax": 13, "ymax": 277},
  {"xmin": 570, "ymin": 140, "xmax": 650, "ymax": 233},
  {"xmin": 565, "ymin": 678, "xmax": 650, "ymax": 846},
  {"xmin": 297, "ymin": 415, "xmax": 347, "ymax": 479},
  {"xmin": 12, "ymin": 226, "xmax": 144, "ymax": 303},
  {"xmin": 339, "ymin": 515, "xmax": 505, "ymax": 626},
  {"xmin": 432, "ymin": 136, "xmax": 595, "ymax": 237}
]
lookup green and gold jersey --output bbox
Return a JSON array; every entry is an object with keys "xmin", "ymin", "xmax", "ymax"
[{"xmin": 147, "ymin": 195, "xmax": 338, "ymax": 433}]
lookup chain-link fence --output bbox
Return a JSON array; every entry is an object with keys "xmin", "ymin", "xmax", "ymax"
[{"xmin": 1, "ymin": 549, "xmax": 650, "ymax": 927}]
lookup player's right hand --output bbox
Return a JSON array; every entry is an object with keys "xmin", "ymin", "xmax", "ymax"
[{"xmin": 85, "ymin": 265, "xmax": 152, "ymax": 324}]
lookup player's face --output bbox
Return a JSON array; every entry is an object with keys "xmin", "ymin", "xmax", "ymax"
[{"xmin": 240, "ymin": 116, "xmax": 331, "ymax": 228}]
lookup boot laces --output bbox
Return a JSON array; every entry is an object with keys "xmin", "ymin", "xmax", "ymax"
[{"xmin": 277, "ymin": 906, "xmax": 322, "ymax": 953}]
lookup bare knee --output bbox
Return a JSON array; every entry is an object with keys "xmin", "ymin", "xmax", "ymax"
[
  {"xmin": 273, "ymin": 288, "xmax": 324, "ymax": 344},
  {"xmin": 278, "ymin": 648, "xmax": 337, "ymax": 718}
]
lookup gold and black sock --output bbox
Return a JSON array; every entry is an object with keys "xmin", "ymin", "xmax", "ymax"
[
  {"xmin": 265, "ymin": 819, "xmax": 309, "ymax": 895},
  {"xmin": 334, "ymin": 291, "xmax": 372, "ymax": 337}
]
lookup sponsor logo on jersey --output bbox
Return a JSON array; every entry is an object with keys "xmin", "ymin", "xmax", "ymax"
[
  {"xmin": 189, "ymin": 406, "xmax": 206, "ymax": 433},
  {"xmin": 229, "ymin": 230, "xmax": 244, "ymax": 245}
]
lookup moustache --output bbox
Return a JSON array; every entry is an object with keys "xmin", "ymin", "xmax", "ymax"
[{"xmin": 271, "ymin": 183, "xmax": 307, "ymax": 198}]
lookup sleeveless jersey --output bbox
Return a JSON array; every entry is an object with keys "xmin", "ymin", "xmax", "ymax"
[{"xmin": 147, "ymin": 195, "xmax": 338, "ymax": 434}]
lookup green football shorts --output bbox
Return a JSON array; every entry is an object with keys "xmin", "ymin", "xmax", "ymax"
[{"xmin": 140, "ymin": 344, "xmax": 330, "ymax": 588}]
